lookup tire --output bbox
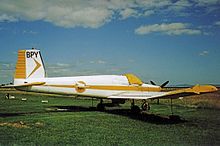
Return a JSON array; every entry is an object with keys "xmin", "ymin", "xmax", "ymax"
[{"xmin": 141, "ymin": 103, "xmax": 150, "ymax": 111}]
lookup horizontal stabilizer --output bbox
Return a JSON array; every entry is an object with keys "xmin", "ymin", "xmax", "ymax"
[{"xmin": 1, "ymin": 82, "xmax": 45, "ymax": 88}]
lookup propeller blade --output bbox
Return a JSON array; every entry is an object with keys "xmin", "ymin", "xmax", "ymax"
[
  {"xmin": 150, "ymin": 80, "xmax": 156, "ymax": 85},
  {"xmin": 160, "ymin": 81, "xmax": 169, "ymax": 88}
]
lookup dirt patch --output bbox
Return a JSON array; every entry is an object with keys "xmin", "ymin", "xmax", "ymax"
[{"xmin": 0, "ymin": 121, "xmax": 29, "ymax": 128}]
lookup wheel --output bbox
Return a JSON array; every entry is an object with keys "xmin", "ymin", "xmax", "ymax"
[
  {"xmin": 141, "ymin": 102, "xmax": 150, "ymax": 111},
  {"xmin": 97, "ymin": 103, "xmax": 105, "ymax": 111},
  {"xmin": 131, "ymin": 105, "xmax": 140, "ymax": 114}
]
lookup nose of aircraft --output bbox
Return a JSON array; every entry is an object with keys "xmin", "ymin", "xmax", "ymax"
[{"xmin": 211, "ymin": 86, "xmax": 218, "ymax": 91}]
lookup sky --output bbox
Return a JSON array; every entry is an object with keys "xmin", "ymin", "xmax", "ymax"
[{"xmin": 0, "ymin": 0, "xmax": 220, "ymax": 85}]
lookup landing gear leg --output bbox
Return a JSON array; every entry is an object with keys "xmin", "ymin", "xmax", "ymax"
[
  {"xmin": 5, "ymin": 93, "xmax": 9, "ymax": 99},
  {"xmin": 97, "ymin": 99, "xmax": 105, "ymax": 111},
  {"xmin": 141, "ymin": 100, "xmax": 150, "ymax": 111},
  {"xmin": 170, "ymin": 98, "xmax": 173, "ymax": 115},
  {"xmin": 157, "ymin": 99, "xmax": 159, "ymax": 104},
  {"xmin": 169, "ymin": 98, "xmax": 181, "ymax": 120},
  {"xmin": 130, "ymin": 99, "xmax": 140, "ymax": 113}
]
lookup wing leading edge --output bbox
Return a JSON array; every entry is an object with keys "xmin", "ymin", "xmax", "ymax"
[{"xmin": 108, "ymin": 85, "xmax": 218, "ymax": 100}]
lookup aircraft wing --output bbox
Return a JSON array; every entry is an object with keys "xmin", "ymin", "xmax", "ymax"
[
  {"xmin": 108, "ymin": 85, "xmax": 217, "ymax": 100},
  {"xmin": 1, "ymin": 82, "xmax": 45, "ymax": 88}
]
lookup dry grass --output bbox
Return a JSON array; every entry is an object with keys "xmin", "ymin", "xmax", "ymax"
[
  {"xmin": 178, "ymin": 90, "xmax": 220, "ymax": 109},
  {"xmin": 0, "ymin": 121, "xmax": 44, "ymax": 129},
  {"xmin": 0, "ymin": 121, "xmax": 29, "ymax": 128}
]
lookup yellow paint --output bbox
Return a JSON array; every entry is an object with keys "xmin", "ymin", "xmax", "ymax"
[
  {"xmin": 42, "ymin": 84, "xmax": 161, "ymax": 92},
  {"xmin": 123, "ymin": 74, "xmax": 143, "ymax": 85},
  {"xmin": 89, "ymin": 85, "xmax": 161, "ymax": 92},
  {"xmin": 44, "ymin": 84, "xmax": 75, "ymax": 88},
  {"xmin": 28, "ymin": 59, "xmax": 41, "ymax": 78},
  {"xmin": 166, "ymin": 84, "xmax": 218, "ymax": 96},
  {"xmin": 14, "ymin": 50, "xmax": 26, "ymax": 79},
  {"xmin": 190, "ymin": 84, "xmax": 218, "ymax": 93},
  {"xmin": 18, "ymin": 82, "xmax": 46, "ymax": 87}
]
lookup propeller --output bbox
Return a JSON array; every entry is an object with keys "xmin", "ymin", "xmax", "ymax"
[
  {"xmin": 150, "ymin": 80, "xmax": 156, "ymax": 85},
  {"xmin": 150, "ymin": 80, "xmax": 169, "ymax": 88},
  {"xmin": 160, "ymin": 81, "xmax": 169, "ymax": 88}
]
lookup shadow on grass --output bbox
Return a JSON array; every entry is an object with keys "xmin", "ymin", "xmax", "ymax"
[
  {"xmin": 51, "ymin": 105, "xmax": 186, "ymax": 124},
  {"xmin": 0, "ymin": 113, "xmax": 23, "ymax": 118},
  {"xmin": 0, "ymin": 105, "xmax": 186, "ymax": 124}
]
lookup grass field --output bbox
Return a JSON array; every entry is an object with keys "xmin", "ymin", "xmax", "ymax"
[{"xmin": 0, "ymin": 89, "xmax": 220, "ymax": 145}]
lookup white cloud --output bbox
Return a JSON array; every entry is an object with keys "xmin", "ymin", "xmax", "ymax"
[
  {"xmin": 46, "ymin": 62, "xmax": 74, "ymax": 77},
  {"xmin": 90, "ymin": 60, "xmax": 106, "ymax": 64},
  {"xmin": 214, "ymin": 21, "xmax": 220, "ymax": 26},
  {"xmin": 46, "ymin": 6, "xmax": 113, "ymax": 28},
  {"xmin": 135, "ymin": 0, "xmax": 171, "ymax": 8},
  {"xmin": 168, "ymin": 0, "xmax": 192, "ymax": 12},
  {"xmin": 56, "ymin": 63, "xmax": 70, "ymax": 67},
  {"xmin": 0, "ymin": 0, "xmax": 113, "ymax": 28},
  {"xmin": 47, "ymin": 63, "xmax": 70, "ymax": 69},
  {"xmin": 143, "ymin": 10, "xmax": 154, "ymax": 16},
  {"xmin": 199, "ymin": 50, "xmax": 209, "ymax": 56},
  {"xmin": 135, "ymin": 23, "xmax": 202, "ymax": 35},
  {"xmin": 0, "ymin": 14, "xmax": 17, "ymax": 22},
  {"xmin": 194, "ymin": 0, "xmax": 220, "ymax": 6},
  {"xmin": 120, "ymin": 8, "xmax": 154, "ymax": 19},
  {"xmin": 23, "ymin": 30, "xmax": 38, "ymax": 35},
  {"xmin": 120, "ymin": 8, "xmax": 138, "ymax": 19},
  {"xmin": 0, "ymin": 0, "xmax": 219, "ymax": 28},
  {"xmin": 97, "ymin": 60, "xmax": 106, "ymax": 64}
]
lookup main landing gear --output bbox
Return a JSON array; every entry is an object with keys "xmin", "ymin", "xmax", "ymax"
[
  {"xmin": 96, "ymin": 99, "xmax": 125, "ymax": 111},
  {"xmin": 130, "ymin": 99, "xmax": 150, "ymax": 113},
  {"xmin": 141, "ymin": 99, "xmax": 150, "ymax": 111},
  {"xmin": 131, "ymin": 99, "xmax": 141, "ymax": 113},
  {"xmin": 97, "ymin": 99, "xmax": 105, "ymax": 111},
  {"xmin": 96, "ymin": 99, "xmax": 151, "ymax": 113}
]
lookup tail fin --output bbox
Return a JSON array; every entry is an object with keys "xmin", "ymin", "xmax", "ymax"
[{"xmin": 14, "ymin": 49, "xmax": 46, "ymax": 79}]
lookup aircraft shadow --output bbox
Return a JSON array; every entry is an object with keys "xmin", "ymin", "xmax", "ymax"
[
  {"xmin": 0, "ymin": 113, "xmax": 23, "ymax": 118},
  {"xmin": 0, "ymin": 106, "xmax": 185, "ymax": 124},
  {"xmin": 50, "ymin": 105, "xmax": 186, "ymax": 124}
]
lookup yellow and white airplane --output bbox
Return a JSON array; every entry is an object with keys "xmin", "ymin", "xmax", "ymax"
[{"xmin": 5, "ymin": 49, "xmax": 218, "ymax": 112}]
